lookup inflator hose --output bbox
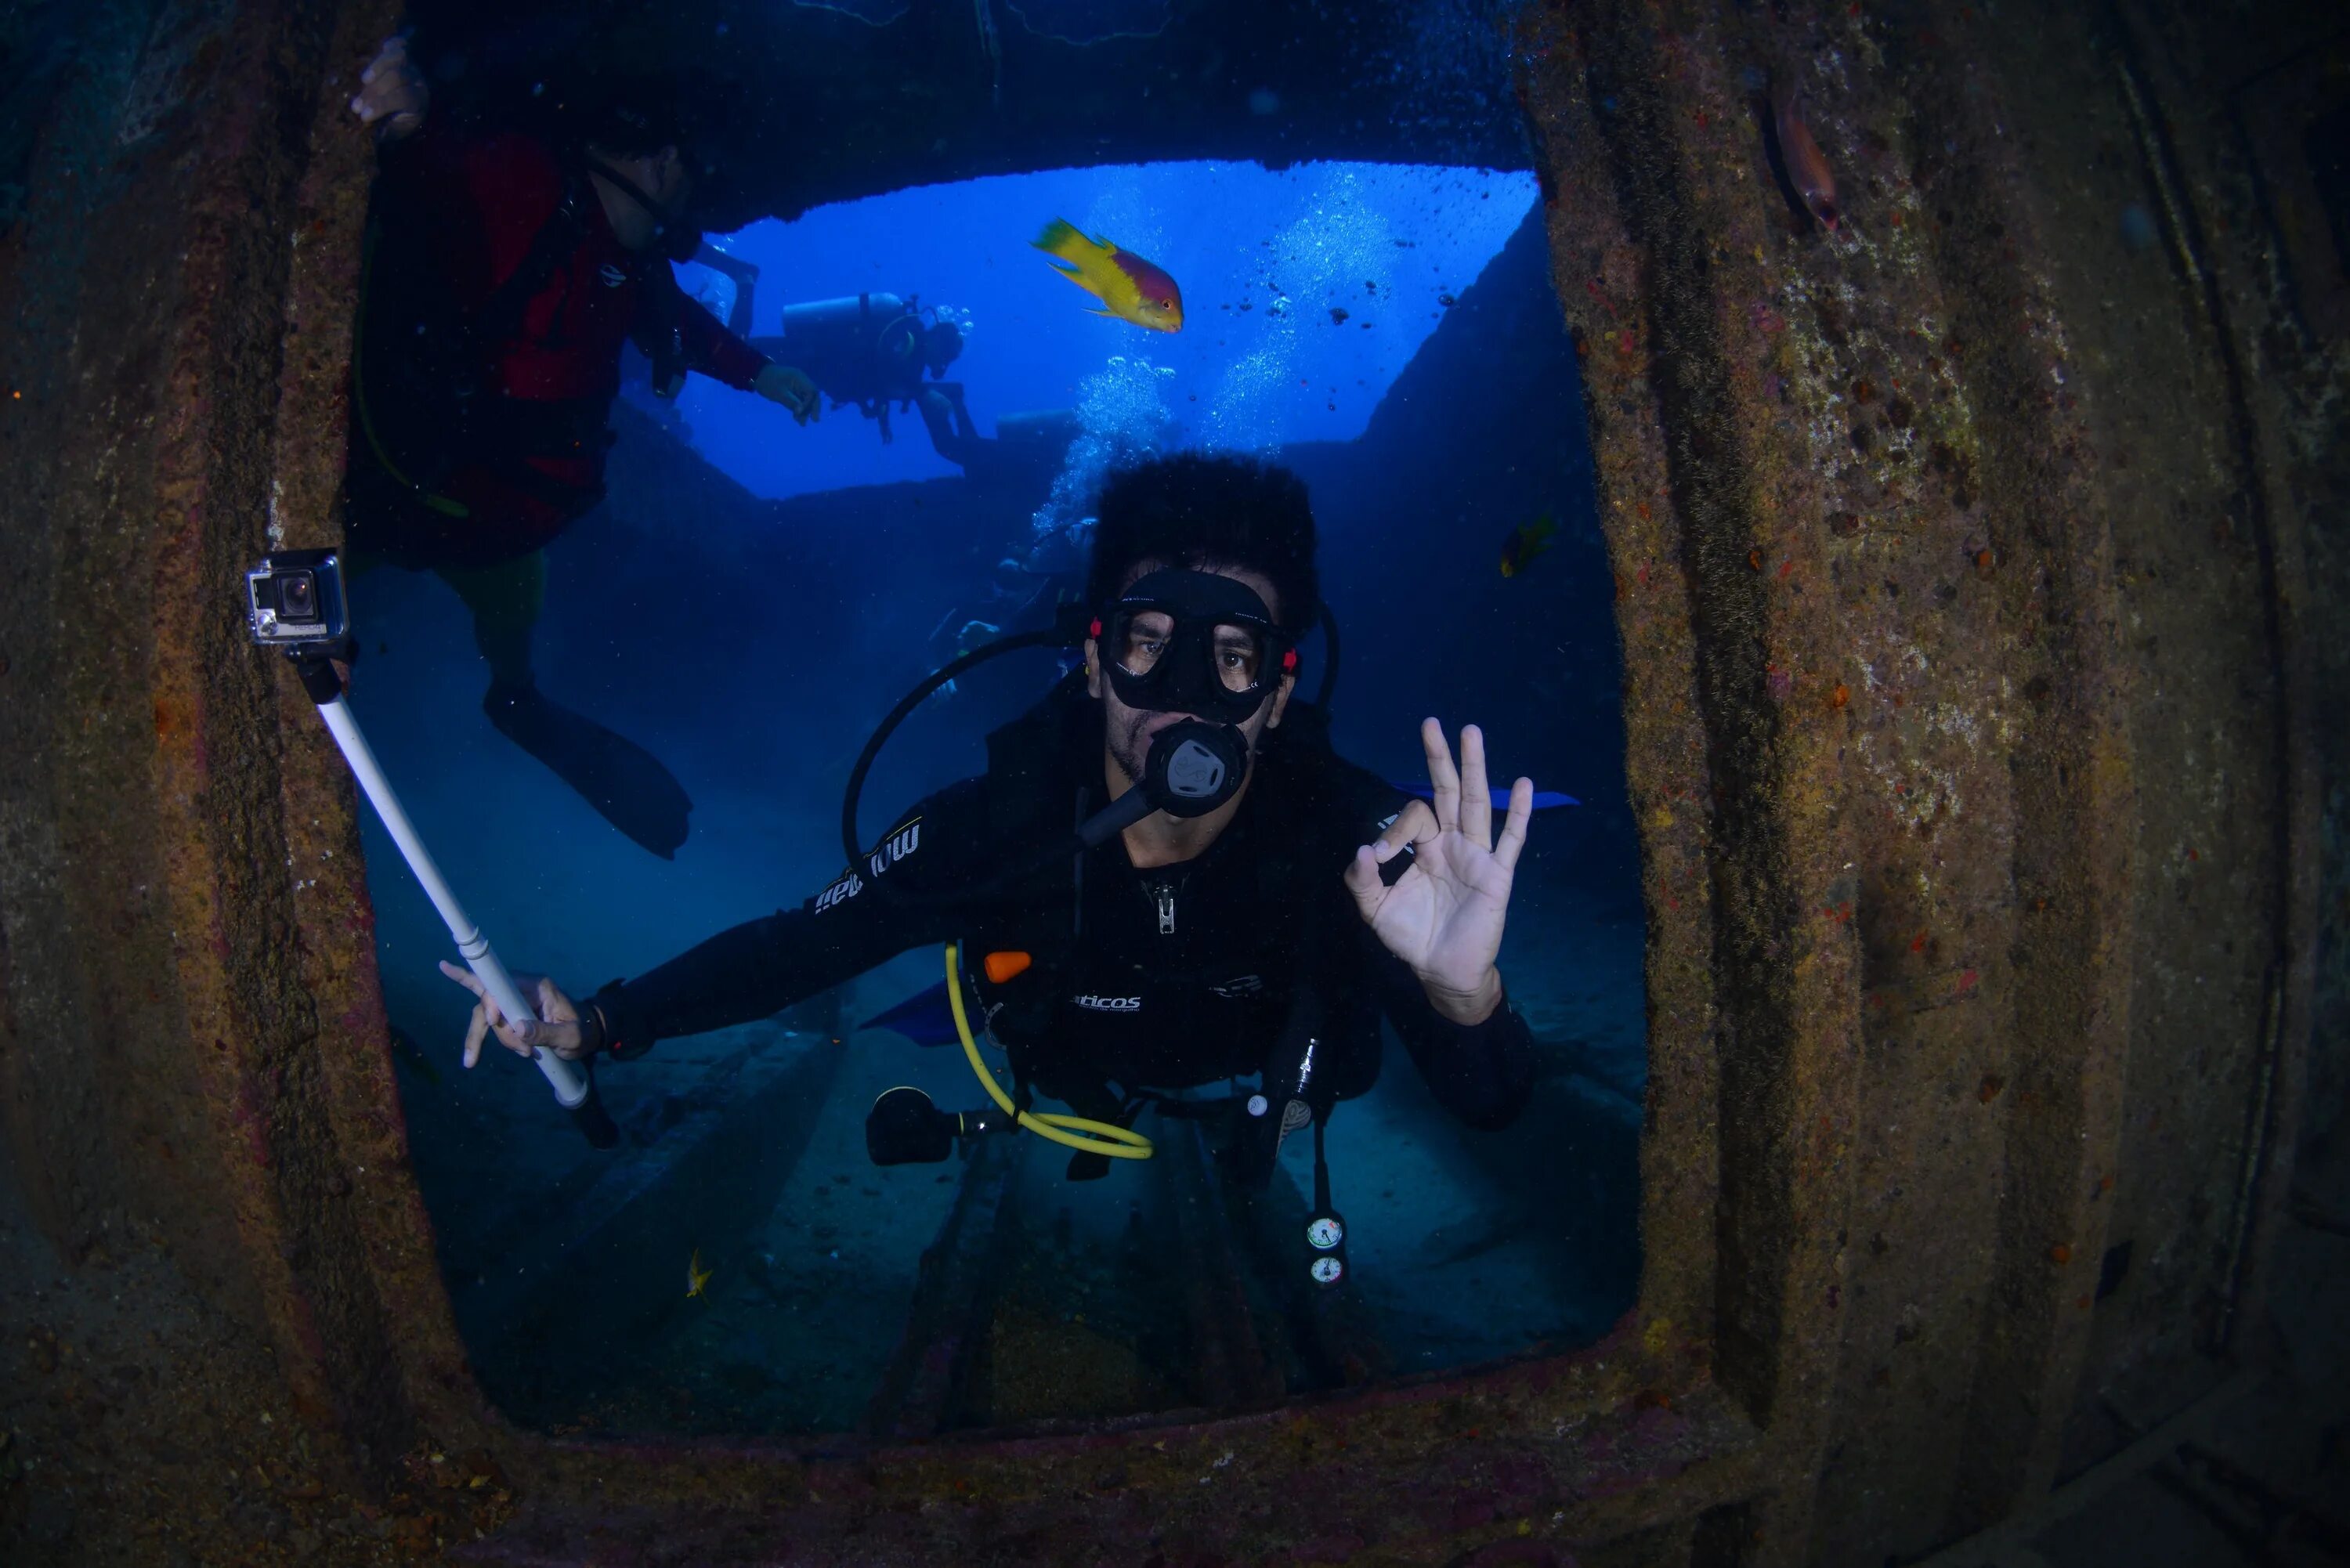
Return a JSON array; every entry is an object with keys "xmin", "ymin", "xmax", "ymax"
[{"xmin": 944, "ymin": 942, "xmax": 1152, "ymax": 1161}]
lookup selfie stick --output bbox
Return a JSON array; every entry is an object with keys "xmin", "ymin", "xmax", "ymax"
[{"xmin": 291, "ymin": 654, "xmax": 620, "ymax": 1150}]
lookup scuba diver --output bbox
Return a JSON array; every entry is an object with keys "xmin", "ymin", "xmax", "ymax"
[
  {"xmin": 345, "ymin": 35, "xmax": 820, "ymax": 858},
  {"xmin": 749, "ymin": 294, "xmax": 979, "ymax": 463},
  {"xmin": 442, "ymin": 453, "xmax": 1538, "ymax": 1270},
  {"xmin": 446, "ymin": 452, "xmax": 1538, "ymax": 1181}
]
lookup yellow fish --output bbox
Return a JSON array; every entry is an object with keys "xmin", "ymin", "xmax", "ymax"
[
  {"xmin": 686, "ymin": 1248, "xmax": 713, "ymax": 1299},
  {"xmin": 1500, "ymin": 512, "xmax": 1561, "ymax": 578},
  {"xmin": 1032, "ymin": 219, "xmax": 1184, "ymax": 332}
]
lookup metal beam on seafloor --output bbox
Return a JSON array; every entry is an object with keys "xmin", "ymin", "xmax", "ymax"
[
  {"xmin": 862, "ymin": 1133, "xmax": 1029, "ymax": 1439},
  {"xmin": 1155, "ymin": 1119, "xmax": 1287, "ymax": 1410},
  {"xmin": 464, "ymin": 1035, "xmax": 847, "ymax": 1382}
]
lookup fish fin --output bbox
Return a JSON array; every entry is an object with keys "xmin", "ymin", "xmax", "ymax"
[
  {"xmin": 1032, "ymin": 218, "xmax": 1101, "ymax": 267},
  {"xmin": 1046, "ymin": 267, "xmax": 1109, "ymax": 305}
]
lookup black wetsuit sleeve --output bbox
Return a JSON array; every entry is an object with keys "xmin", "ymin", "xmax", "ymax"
[
  {"xmin": 1358, "ymin": 927, "xmax": 1538, "ymax": 1129},
  {"xmin": 589, "ymin": 781, "xmax": 987, "ymax": 1054}
]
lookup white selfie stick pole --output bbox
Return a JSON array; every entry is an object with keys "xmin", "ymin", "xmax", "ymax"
[
  {"xmin": 250, "ymin": 552, "xmax": 614, "ymax": 1147},
  {"xmin": 313, "ymin": 695, "xmax": 588, "ymax": 1106}
]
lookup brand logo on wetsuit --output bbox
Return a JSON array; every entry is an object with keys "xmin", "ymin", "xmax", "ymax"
[
  {"xmin": 598, "ymin": 262, "xmax": 627, "ymax": 287},
  {"xmin": 813, "ymin": 822, "xmax": 921, "ymax": 914},
  {"xmin": 1073, "ymin": 994, "xmax": 1142, "ymax": 1013}
]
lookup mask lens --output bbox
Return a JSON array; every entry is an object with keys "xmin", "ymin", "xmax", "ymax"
[
  {"xmin": 1115, "ymin": 610, "xmax": 1173, "ymax": 677},
  {"xmin": 1212, "ymin": 623, "xmax": 1265, "ymax": 693}
]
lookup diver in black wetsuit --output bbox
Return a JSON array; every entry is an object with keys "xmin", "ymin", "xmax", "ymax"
[
  {"xmin": 441, "ymin": 453, "xmax": 1542, "ymax": 1180},
  {"xmin": 747, "ymin": 294, "xmax": 975, "ymax": 461}
]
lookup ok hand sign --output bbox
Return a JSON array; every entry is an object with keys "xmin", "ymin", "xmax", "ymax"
[{"xmin": 1343, "ymin": 720, "xmax": 1532, "ymax": 1026}]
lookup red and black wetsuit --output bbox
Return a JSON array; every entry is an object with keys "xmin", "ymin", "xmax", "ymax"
[{"xmin": 350, "ymin": 120, "xmax": 768, "ymax": 569}]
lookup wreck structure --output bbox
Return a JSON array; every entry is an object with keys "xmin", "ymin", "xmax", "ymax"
[{"xmin": 1, "ymin": 0, "xmax": 2342, "ymax": 1562}]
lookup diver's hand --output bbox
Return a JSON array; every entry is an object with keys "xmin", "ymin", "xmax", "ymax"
[
  {"xmin": 349, "ymin": 35, "xmax": 428, "ymax": 143},
  {"xmin": 436, "ymin": 961, "xmax": 591, "ymax": 1066},
  {"xmin": 756, "ymin": 363, "xmax": 821, "ymax": 425},
  {"xmin": 1343, "ymin": 720, "xmax": 1531, "ymax": 1027}
]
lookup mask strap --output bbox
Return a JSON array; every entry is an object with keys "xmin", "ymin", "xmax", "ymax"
[{"xmin": 587, "ymin": 154, "xmax": 688, "ymax": 238}]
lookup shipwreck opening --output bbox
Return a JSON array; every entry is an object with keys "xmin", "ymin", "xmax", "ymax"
[{"xmin": 338, "ymin": 4, "xmax": 1648, "ymax": 1438}]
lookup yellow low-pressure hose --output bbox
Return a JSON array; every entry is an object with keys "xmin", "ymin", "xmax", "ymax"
[{"xmin": 945, "ymin": 942, "xmax": 1152, "ymax": 1160}]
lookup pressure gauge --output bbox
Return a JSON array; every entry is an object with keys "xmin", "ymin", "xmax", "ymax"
[
  {"xmin": 1306, "ymin": 1215, "xmax": 1345, "ymax": 1251},
  {"xmin": 1311, "ymin": 1255, "xmax": 1346, "ymax": 1286}
]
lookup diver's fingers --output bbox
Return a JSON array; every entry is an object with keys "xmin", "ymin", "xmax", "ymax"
[
  {"xmin": 462, "ymin": 1004, "xmax": 490, "ymax": 1070},
  {"xmin": 1343, "ymin": 843, "xmax": 1388, "ymax": 917},
  {"xmin": 1494, "ymin": 777, "xmax": 1534, "ymax": 873},
  {"xmin": 438, "ymin": 958, "xmax": 486, "ymax": 999},
  {"xmin": 1378, "ymin": 798, "xmax": 1439, "ymax": 856},
  {"xmin": 1420, "ymin": 717, "xmax": 1462, "ymax": 832},
  {"xmin": 1458, "ymin": 724, "xmax": 1494, "ymax": 847},
  {"xmin": 532, "ymin": 974, "xmax": 572, "ymax": 1021}
]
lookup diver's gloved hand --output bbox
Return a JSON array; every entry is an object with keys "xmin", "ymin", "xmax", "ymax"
[
  {"xmin": 755, "ymin": 362, "xmax": 822, "ymax": 425},
  {"xmin": 1343, "ymin": 719, "xmax": 1532, "ymax": 1028},
  {"xmin": 437, "ymin": 963, "xmax": 592, "ymax": 1067},
  {"xmin": 349, "ymin": 34, "xmax": 428, "ymax": 143}
]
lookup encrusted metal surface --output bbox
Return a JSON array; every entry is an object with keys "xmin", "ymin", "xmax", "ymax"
[{"xmin": 0, "ymin": 0, "xmax": 2339, "ymax": 1563}]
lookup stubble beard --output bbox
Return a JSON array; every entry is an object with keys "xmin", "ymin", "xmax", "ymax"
[{"xmin": 1108, "ymin": 707, "xmax": 1155, "ymax": 789}]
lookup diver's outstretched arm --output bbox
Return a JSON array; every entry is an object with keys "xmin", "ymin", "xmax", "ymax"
[{"xmin": 581, "ymin": 778, "xmax": 989, "ymax": 1057}]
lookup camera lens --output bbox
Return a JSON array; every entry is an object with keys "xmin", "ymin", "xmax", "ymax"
[{"xmin": 277, "ymin": 571, "xmax": 317, "ymax": 620}]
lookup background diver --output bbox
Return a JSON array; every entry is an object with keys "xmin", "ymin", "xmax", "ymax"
[
  {"xmin": 443, "ymin": 453, "xmax": 1541, "ymax": 1210},
  {"xmin": 346, "ymin": 34, "xmax": 821, "ymax": 858},
  {"xmin": 750, "ymin": 293, "xmax": 980, "ymax": 464}
]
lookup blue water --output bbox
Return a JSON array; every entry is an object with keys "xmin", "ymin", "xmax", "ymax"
[
  {"xmin": 656, "ymin": 162, "xmax": 1539, "ymax": 497},
  {"xmin": 353, "ymin": 157, "xmax": 1645, "ymax": 1436}
]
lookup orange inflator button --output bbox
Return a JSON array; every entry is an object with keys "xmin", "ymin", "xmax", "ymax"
[{"xmin": 983, "ymin": 951, "xmax": 1033, "ymax": 985}]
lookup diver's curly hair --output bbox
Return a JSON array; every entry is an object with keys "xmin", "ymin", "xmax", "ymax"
[{"xmin": 1085, "ymin": 453, "xmax": 1321, "ymax": 634}]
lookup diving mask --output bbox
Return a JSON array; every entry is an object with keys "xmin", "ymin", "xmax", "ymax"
[{"xmin": 1093, "ymin": 568, "xmax": 1299, "ymax": 727}]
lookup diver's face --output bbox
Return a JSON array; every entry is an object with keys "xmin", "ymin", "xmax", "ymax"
[{"xmin": 1086, "ymin": 561, "xmax": 1293, "ymax": 788}]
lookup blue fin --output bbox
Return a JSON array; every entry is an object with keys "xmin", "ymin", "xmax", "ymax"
[
  {"xmin": 862, "ymin": 981, "xmax": 963, "ymax": 1047},
  {"xmin": 1395, "ymin": 782, "xmax": 1579, "ymax": 811}
]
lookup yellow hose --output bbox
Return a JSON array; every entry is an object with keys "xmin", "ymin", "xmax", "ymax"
[{"xmin": 945, "ymin": 942, "xmax": 1152, "ymax": 1160}]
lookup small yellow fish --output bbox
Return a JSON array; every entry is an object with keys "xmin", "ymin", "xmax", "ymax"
[
  {"xmin": 1032, "ymin": 218, "xmax": 1184, "ymax": 332},
  {"xmin": 1500, "ymin": 512, "xmax": 1561, "ymax": 578},
  {"xmin": 686, "ymin": 1248, "xmax": 713, "ymax": 1299}
]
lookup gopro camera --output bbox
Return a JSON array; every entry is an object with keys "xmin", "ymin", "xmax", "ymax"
[{"xmin": 246, "ymin": 550, "xmax": 349, "ymax": 649}]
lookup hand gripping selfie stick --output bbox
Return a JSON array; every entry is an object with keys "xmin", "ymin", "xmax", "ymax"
[{"xmin": 248, "ymin": 551, "xmax": 616, "ymax": 1149}]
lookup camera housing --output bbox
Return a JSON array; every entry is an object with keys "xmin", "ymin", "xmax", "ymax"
[{"xmin": 246, "ymin": 549, "xmax": 349, "ymax": 649}]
